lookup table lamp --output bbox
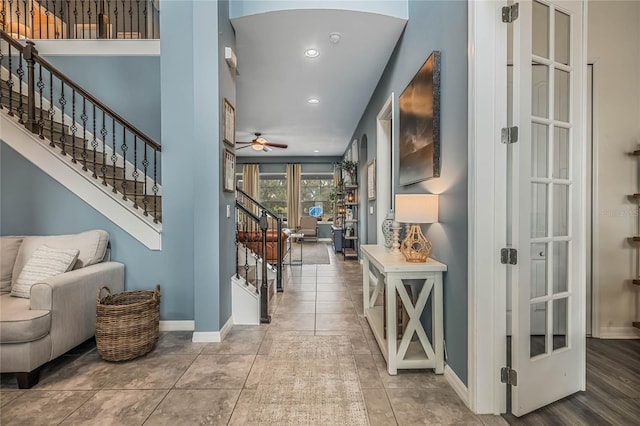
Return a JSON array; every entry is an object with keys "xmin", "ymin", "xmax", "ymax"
[{"xmin": 395, "ymin": 194, "xmax": 438, "ymax": 262}]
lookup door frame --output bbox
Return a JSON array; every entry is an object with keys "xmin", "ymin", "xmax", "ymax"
[
  {"xmin": 467, "ymin": 0, "xmax": 589, "ymax": 414},
  {"xmin": 467, "ymin": 0, "xmax": 508, "ymax": 414},
  {"xmin": 376, "ymin": 93, "xmax": 394, "ymax": 244}
]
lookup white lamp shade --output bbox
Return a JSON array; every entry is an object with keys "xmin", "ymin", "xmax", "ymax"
[{"xmin": 395, "ymin": 194, "xmax": 438, "ymax": 223}]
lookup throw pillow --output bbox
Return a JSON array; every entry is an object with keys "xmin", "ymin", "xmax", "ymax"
[
  {"xmin": 0, "ymin": 237, "xmax": 23, "ymax": 294},
  {"xmin": 11, "ymin": 245, "xmax": 79, "ymax": 299}
]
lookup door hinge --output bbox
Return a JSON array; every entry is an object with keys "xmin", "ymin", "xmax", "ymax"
[
  {"xmin": 502, "ymin": 3, "xmax": 520, "ymax": 23},
  {"xmin": 500, "ymin": 248, "xmax": 518, "ymax": 265},
  {"xmin": 501, "ymin": 367, "xmax": 518, "ymax": 386},
  {"xmin": 501, "ymin": 126, "xmax": 519, "ymax": 144}
]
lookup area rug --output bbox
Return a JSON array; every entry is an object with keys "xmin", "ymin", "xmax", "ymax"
[
  {"xmin": 290, "ymin": 241, "xmax": 331, "ymax": 265},
  {"xmin": 246, "ymin": 335, "xmax": 370, "ymax": 425}
]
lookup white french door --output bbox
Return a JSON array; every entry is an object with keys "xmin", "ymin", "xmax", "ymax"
[{"xmin": 509, "ymin": 0, "xmax": 586, "ymax": 416}]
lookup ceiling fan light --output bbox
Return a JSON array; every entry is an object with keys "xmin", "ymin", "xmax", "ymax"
[{"xmin": 251, "ymin": 143, "xmax": 263, "ymax": 151}]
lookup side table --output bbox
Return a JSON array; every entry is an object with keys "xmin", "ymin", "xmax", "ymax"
[
  {"xmin": 289, "ymin": 232, "xmax": 304, "ymax": 265},
  {"xmin": 361, "ymin": 244, "xmax": 447, "ymax": 375}
]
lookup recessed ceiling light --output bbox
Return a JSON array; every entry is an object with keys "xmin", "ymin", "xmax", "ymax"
[
  {"xmin": 304, "ymin": 48, "xmax": 319, "ymax": 58},
  {"xmin": 307, "ymin": 98, "xmax": 320, "ymax": 104},
  {"xmin": 313, "ymin": 150, "xmax": 320, "ymax": 153},
  {"xmin": 329, "ymin": 32, "xmax": 342, "ymax": 44}
]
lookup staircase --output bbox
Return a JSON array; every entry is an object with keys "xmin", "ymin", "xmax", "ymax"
[
  {"xmin": 233, "ymin": 188, "xmax": 288, "ymax": 324},
  {"xmin": 0, "ymin": 30, "xmax": 162, "ymax": 248}
]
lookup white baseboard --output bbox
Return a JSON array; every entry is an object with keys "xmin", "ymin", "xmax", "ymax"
[
  {"xmin": 159, "ymin": 320, "xmax": 195, "ymax": 331},
  {"xmin": 191, "ymin": 317, "xmax": 233, "ymax": 343},
  {"xmin": 598, "ymin": 326, "xmax": 640, "ymax": 339},
  {"xmin": 444, "ymin": 364, "xmax": 470, "ymax": 409},
  {"xmin": 318, "ymin": 238, "xmax": 331, "ymax": 242}
]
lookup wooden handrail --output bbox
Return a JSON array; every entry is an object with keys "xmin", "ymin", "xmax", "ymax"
[{"xmin": 0, "ymin": 29, "xmax": 161, "ymax": 152}]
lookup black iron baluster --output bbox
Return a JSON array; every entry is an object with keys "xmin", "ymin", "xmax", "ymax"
[
  {"xmin": 59, "ymin": 81, "xmax": 66, "ymax": 155},
  {"xmin": 151, "ymin": 0, "xmax": 155, "ymax": 38},
  {"xmin": 0, "ymin": 42, "xmax": 5, "ymax": 110},
  {"xmin": 73, "ymin": 2, "xmax": 79, "ymax": 38},
  {"xmin": 142, "ymin": 145, "xmax": 148, "ymax": 215},
  {"xmin": 102, "ymin": 0, "xmax": 112, "ymax": 38},
  {"xmin": 48, "ymin": 70, "xmax": 54, "ymax": 146},
  {"xmin": 83, "ymin": 0, "xmax": 89, "ymax": 38},
  {"xmin": 67, "ymin": 0, "xmax": 72, "ymax": 39},
  {"xmin": 81, "ymin": 98, "xmax": 88, "ymax": 170},
  {"xmin": 16, "ymin": 50, "xmax": 24, "ymax": 123},
  {"xmin": 132, "ymin": 135, "xmax": 138, "ymax": 208},
  {"xmin": 86, "ymin": 1, "xmax": 92, "ymax": 38},
  {"xmin": 100, "ymin": 111, "xmax": 107, "ymax": 184},
  {"xmin": 143, "ymin": 0, "xmax": 147, "ymax": 39},
  {"xmin": 136, "ymin": 0, "xmax": 140, "ymax": 38},
  {"xmin": 7, "ymin": 42, "xmax": 14, "ymax": 116},
  {"xmin": 121, "ymin": 126, "xmax": 128, "ymax": 200},
  {"xmin": 113, "ymin": 0, "xmax": 118, "ymax": 38},
  {"xmin": 7, "ymin": 0, "xmax": 13, "ymax": 37},
  {"xmin": 111, "ymin": 118, "xmax": 117, "ymax": 192},
  {"xmin": 14, "ymin": 0, "xmax": 21, "ymax": 38},
  {"xmin": 28, "ymin": 0, "xmax": 34, "ymax": 40},
  {"xmin": 70, "ymin": 89, "xmax": 77, "ymax": 162},
  {"xmin": 37, "ymin": 63, "xmax": 44, "ymax": 138},
  {"xmin": 92, "ymin": 104, "xmax": 98, "ymax": 177},
  {"xmin": 153, "ymin": 149, "xmax": 158, "ymax": 223},
  {"xmin": 22, "ymin": 0, "xmax": 28, "ymax": 38},
  {"xmin": 59, "ymin": 1, "xmax": 65, "ymax": 39},
  {"xmin": 128, "ymin": 0, "xmax": 132, "ymax": 39},
  {"xmin": 45, "ymin": 0, "xmax": 50, "ymax": 39}
]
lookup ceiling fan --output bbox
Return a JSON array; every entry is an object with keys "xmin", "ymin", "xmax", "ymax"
[{"xmin": 236, "ymin": 133, "xmax": 288, "ymax": 152}]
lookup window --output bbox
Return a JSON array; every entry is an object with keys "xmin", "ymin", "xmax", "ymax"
[
  {"xmin": 259, "ymin": 175, "xmax": 287, "ymax": 218},
  {"xmin": 301, "ymin": 175, "xmax": 334, "ymax": 222},
  {"xmin": 255, "ymin": 173, "xmax": 335, "ymax": 222}
]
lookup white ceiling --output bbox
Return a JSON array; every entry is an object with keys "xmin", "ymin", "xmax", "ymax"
[{"xmin": 231, "ymin": 9, "xmax": 406, "ymax": 157}]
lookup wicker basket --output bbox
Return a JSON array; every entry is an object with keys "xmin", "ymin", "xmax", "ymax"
[{"xmin": 96, "ymin": 285, "xmax": 161, "ymax": 362}]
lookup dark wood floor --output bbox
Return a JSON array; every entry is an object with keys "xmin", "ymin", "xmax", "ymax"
[{"xmin": 504, "ymin": 338, "xmax": 640, "ymax": 425}]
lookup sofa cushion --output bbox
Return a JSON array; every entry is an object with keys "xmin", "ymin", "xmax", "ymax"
[
  {"xmin": 12, "ymin": 230, "xmax": 109, "ymax": 287},
  {"xmin": 0, "ymin": 237, "xmax": 23, "ymax": 294},
  {"xmin": 11, "ymin": 246, "xmax": 79, "ymax": 299},
  {"xmin": 0, "ymin": 294, "xmax": 51, "ymax": 344}
]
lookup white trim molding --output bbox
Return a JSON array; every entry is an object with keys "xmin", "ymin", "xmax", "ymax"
[
  {"xmin": 467, "ymin": 0, "xmax": 508, "ymax": 415},
  {"xmin": 598, "ymin": 327, "xmax": 640, "ymax": 339},
  {"xmin": 24, "ymin": 40, "xmax": 160, "ymax": 56},
  {"xmin": 192, "ymin": 317, "xmax": 233, "ymax": 343},
  {"xmin": 159, "ymin": 321, "xmax": 195, "ymax": 332},
  {"xmin": 444, "ymin": 364, "xmax": 470, "ymax": 409}
]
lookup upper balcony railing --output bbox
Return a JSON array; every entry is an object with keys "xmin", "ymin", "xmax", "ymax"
[{"xmin": 0, "ymin": 0, "xmax": 159, "ymax": 40}]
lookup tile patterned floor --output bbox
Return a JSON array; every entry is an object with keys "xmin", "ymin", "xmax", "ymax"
[{"xmin": 0, "ymin": 246, "xmax": 505, "ymax": 425}]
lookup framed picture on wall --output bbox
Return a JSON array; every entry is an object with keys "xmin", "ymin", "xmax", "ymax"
[
  {"xmin": 367, "ymin": 160, "xmax": 376, "ymax": 200},
  {"xmin": 399, "ymin": 51, "xmax": 441, "ymax": 185},
  {"xmin": 223, "ymin": 98, "xmax": 235, "ymax": 147},
  {"xmin": 223, "ymin": 149, "xmax": 235, "ymax": 192}
]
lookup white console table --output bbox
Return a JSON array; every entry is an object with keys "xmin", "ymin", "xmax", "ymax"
[{"xmin": 361, "ymin": 245, "xmax": 447, "ymax": 375}]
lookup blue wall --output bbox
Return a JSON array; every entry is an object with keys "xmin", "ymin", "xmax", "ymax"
[
  {"xmin": 0, "ymin": 142, "xmax": 193, "ymax": 320},
  {"xmin": 350, "ymin": 0, "xmax": 468, "ymax": 383},
  {"xmin": 42, "ymin": 56, "xmax": 161, "ymax": 142}
]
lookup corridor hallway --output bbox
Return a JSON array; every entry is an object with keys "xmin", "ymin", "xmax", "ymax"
[{"xmin": 0, "ymin": 247, "xmax": 489, "ymax": 425}]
